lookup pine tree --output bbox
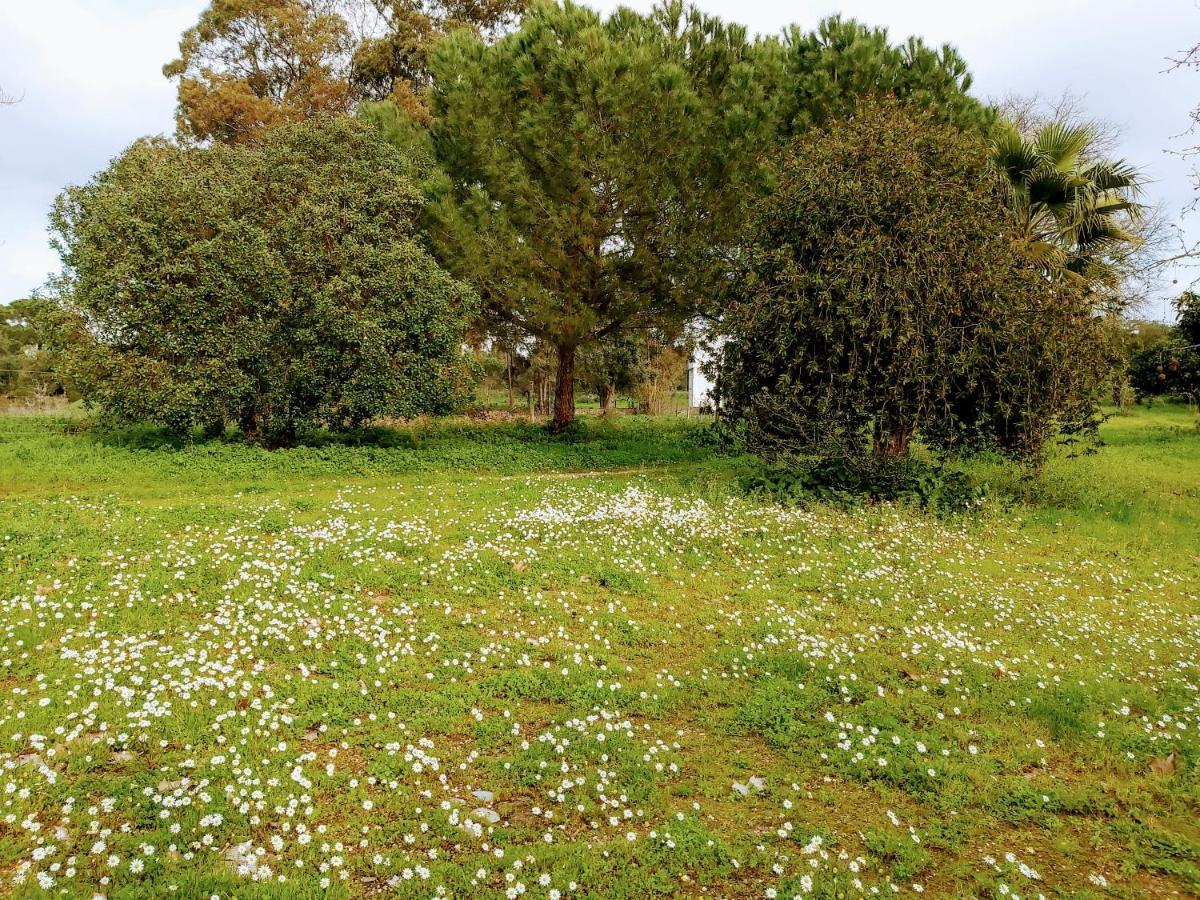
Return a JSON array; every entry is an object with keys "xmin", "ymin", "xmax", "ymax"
[{"xmin": 406, "ymin": 0, "xmax": 780, "ymax": 429}]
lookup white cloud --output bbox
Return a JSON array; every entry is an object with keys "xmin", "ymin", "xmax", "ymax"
[{"xmin": 0, "ymin": 0, "xmax": 203, "ymax": 298}]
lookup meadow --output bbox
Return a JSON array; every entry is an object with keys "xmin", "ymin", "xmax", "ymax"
[{"xmin": 0, "ymin": 405, "xmax": 1196, "ymax": 898}]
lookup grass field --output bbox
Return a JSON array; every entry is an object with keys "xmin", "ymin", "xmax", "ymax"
[{"xmin": 0, "ymin": 405, "xmax": 1197, "ymax": 898}]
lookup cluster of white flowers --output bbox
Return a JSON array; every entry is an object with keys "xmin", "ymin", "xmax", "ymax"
[{"xmin": 0, "ymin": 481, "xmax": 1192, "ymax": 896}]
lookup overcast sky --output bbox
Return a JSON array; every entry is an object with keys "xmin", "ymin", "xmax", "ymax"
[{"xmin": 2, "ymin": 0, "xmax": 1197, "ymax": 318}]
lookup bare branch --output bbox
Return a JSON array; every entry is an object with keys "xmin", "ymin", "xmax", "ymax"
[{"xmin": 992, "ymin": 89, "xmax": 1123, "ymax": 158}]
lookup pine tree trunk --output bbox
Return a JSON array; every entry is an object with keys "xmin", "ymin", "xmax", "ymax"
[
  {"xmin": 552, "ymin": 344, "xmax": 576, "ymax": 432},
  {"xmin": 507, "ymin": 351, "xmax": 514, "ymax": 410}
]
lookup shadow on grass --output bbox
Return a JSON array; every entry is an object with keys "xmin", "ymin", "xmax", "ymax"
[{"xmin": 39, "ymin": 413, "xmax": 735, "ymax": 484}]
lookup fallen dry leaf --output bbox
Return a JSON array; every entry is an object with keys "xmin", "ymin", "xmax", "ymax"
[{"xmin": 1149, "ymin": 752, "xmax": 1179, "ymax": 777}]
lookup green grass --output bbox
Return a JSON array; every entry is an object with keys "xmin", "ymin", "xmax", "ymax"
[{"xmin": 0, "ymin": 404, "xmax": 1196, "ymax": 897}]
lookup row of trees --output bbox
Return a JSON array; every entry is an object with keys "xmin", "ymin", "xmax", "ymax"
[
  {"xmin": 44, "ymin": 0, "xmax": 1151, "ymax": 457},
  {"xmin": 377, "ymin": 3, "xmax": 1016, "ymax": 431}
]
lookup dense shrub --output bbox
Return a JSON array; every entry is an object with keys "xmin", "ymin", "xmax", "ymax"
[
  {"xmin": 50, "ymin": 117, "xmax": 476, "ymax": 445},
  {"xmin": 923, "ymin": 285, "xmax": 1109, "ymax": 457},
  {"xmin": 717, "ymin": 98, "xmax": 1105, "ymax": 463},
  {"xmin": 739, "ymin": 454, "xmax": 986, "ymax": 513}
]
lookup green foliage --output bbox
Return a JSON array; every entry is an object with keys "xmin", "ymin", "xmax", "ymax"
[
  {"xmin": 778, "ymin": 15, "xmax": 996, "ymax": 137},
  {"xmin": 576, "ymin": 332, "xmax": 647, "ymax": 411},
  {"xmin": 1129, "ymin": 345, "xmax": 1199, "ymax": 403},
  {"xmin": 50, "ymin": 117, "xmax": 476, "ymax": 445},
  {"xmin": 732, "ymin": 677, "xmax": 815, "ymax": 746},
  {"xmin": 719, "ymin": 98, "xmax": 1103, "ymax": 463},
  {"xmin": 926, "ymin": 281, "xmax": 1109, "ymax": 458},
  {"xmin": 382, "ymin": 0, "xmax": 780, "ymax": 428},
  {"xmin": 0, "ymin": 298, "xmax": 71, "ymax": 404},
  {"xmin": 739, "ymin": 454, "xmax": 985, "ymax": 513},
  {"xmin": 1126, "ymin": 296, "xmax": 1200, "ymax": 404},
  {"xmin": 863, "ymin": 828, "xmax": 932, "ymax": 881}
]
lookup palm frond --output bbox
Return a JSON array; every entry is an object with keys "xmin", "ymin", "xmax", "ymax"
[
  {"xmin": 1078, "ymin": 159, "xmax": 1142, "ymax": 195},
  {"xmin": 1017, "ymin": 238, "xmax": 1068, "ymax": 271},
  {"xmin": 991, "ymin": 115, "xmax": 1144, "ymax": 290},
  {"xmin": 1032, "ymin": 120, "xmax": 1094, "ymax": 174},
  {"xmin": 991, "ymin": 125, "xmax": 1041, "ymax": 189}
]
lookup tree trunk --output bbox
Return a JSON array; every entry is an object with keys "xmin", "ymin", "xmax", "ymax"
[
  {"xmin": 552, "ymin": 343, "xmax": 576, "ymax": 432},
  {"xmin": 507, "ymin": 351, "xmax": 514, "ymax": 410},
  {"xmin": 239, "ymin": 407, "xmax": 259, "ymax": 444},
  {"xmin": 873, "ymin": 420, "xmax": 913, "ymax": 459},
  {"xmin": 599, "ymin": 382, "xmax": 616, "ymax": 413}
]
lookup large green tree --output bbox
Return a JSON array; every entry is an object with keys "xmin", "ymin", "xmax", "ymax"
[
  {"xmin": 718, "ymin": 98, "xmax": 1103, "ymax": 461},
  {"xmin": 50, "ymin": 117, "xmax": 475, "ymax": 444},
  {"xmin": 380, "ymin": 0, "xmax": 780, "ymax": 430}
]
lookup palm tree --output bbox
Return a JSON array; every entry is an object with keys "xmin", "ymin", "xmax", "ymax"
[{"xmin": 992, "ymin": 121, "xmax": 1143, "ymax": 291}]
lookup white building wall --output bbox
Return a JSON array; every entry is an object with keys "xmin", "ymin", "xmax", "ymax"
[{"xmin": 687, "ymin": 342, "xmax": 717, "ymax": 409}]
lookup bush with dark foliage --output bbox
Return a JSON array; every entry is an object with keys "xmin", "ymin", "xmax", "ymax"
[
  {"xmin": 51, "ymin": 117, "xmax": 476, "ymax": 446},
  {"xmin": 718, "ymin": 97, "xmax": 1105, "ymax": 463}
]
